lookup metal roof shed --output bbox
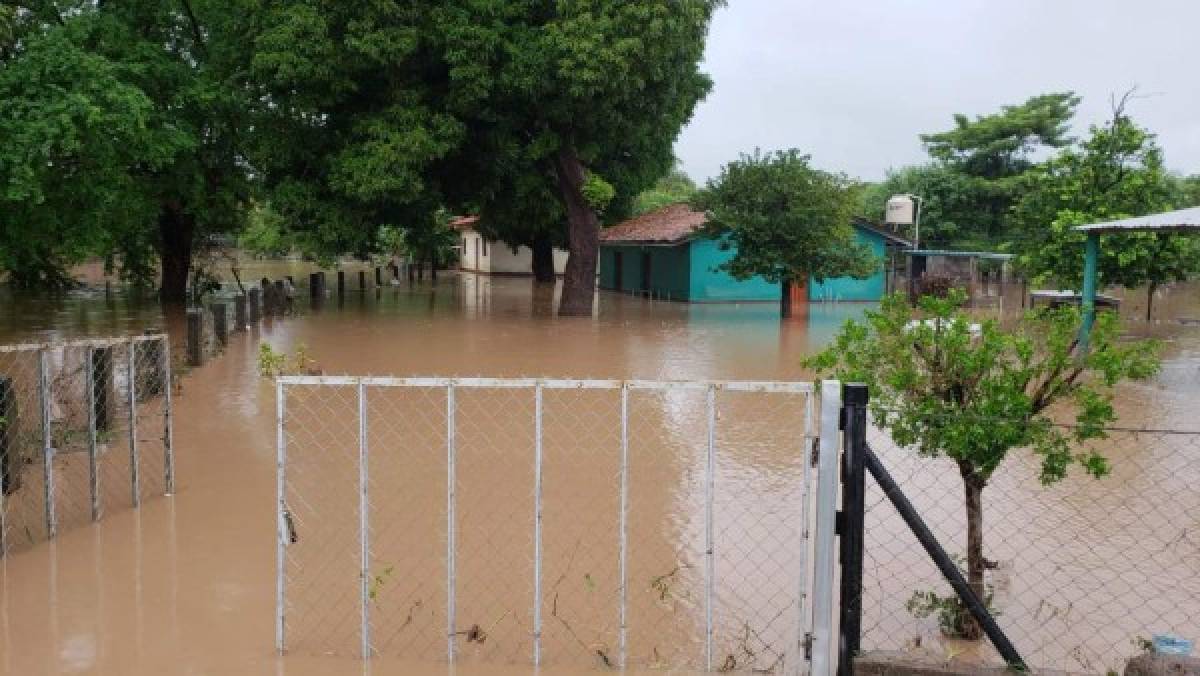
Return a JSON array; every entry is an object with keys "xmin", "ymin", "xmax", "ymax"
[{"xmin": 1073, "ymin": 207, "xmax": 1200, "ymax": 347}]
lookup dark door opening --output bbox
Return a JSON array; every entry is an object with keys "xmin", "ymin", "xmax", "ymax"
[{"xmin": 640, "ymin": 251, "xmax": 652, "ymax": 294}]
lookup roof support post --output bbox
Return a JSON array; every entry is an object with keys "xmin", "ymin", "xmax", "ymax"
[{"xmin": 1078, "ymin": 232, "xmax": 1099, "ymax": 353}]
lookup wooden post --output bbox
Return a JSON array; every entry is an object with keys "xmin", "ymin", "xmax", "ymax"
[
  {"xmin": 234, "ymin": 294, "xmax": 247, "ymax": 329},
  {"xmin": 248, "ymin": 288, "xmax": 262, "ymax": 323},
  {"xmin": 212, "ymin": 303, "xmax": 228, "ymax": 345},
  {"xmin": 358, "ymin": 270, "xmax": 367, "ymax": 291},
  {"xmin": 187, "ymin": 309, "xmax": 204, "ymax": 367},
  {"xmin": 274, "ymin": 280, "xmax": 286, "ymax": 315},
  {"xmin": 337, "ymin": 270, "xmax": 346, "ymax": 297},
  {"xmin": 309, "ymin": 272, "xmax": 322, "ymax": 299},
  {"xmin": 375, "ymin": 267, "xmax": 383, "ymax": 287}
]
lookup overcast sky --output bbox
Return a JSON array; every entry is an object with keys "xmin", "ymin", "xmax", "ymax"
[{"xmin": 674, "ymin": 1, "xmax": 1200, "ymax": 185}]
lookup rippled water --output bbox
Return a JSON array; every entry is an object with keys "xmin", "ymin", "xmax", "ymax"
[{"xmin": 0, "ymin": 266, "xmax": 1196, "ymax": 674}]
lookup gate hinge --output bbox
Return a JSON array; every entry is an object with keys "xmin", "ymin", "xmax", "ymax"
[{"xmin": 803, "ymin": 632, "xmax": 813, "ymax": 660}]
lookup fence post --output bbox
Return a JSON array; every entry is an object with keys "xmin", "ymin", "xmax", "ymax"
[
  {"xmin": 837, "ymin": 383, "xmax": 868, "ymax": 675},
  {"xmin": 187, "ymin": 309, "xmax": 203, "ymax": 367},
  {"xmin": 0, "ymin": 376, "xmax": 14, "ymax": 501},
  {"xmin": 357, "ymin": 380, "xmax": 371, "ymax": 659},
  {"xmin": 248, "ymin": 288, "xmax": 262, "ymax": 323},
  {"xmin": 0, "ymin": 375, "xmax": 9, "ymax": 551},
  {"xmin": 337, "ymin": 271, "xmax": 346, "ymax": 298},
  {"xmin": 811, "ymin": 381, "xmax": 842, "ymax": 675},
  {"xmin": 862, "ymin": 444, "xmax": 1027, "ymax": 670},
  {"xmin": 795, "ymin": 390, "xmax": 815, "ymax": 665},
  {"xmin": 358, "ymin": 270, "xmax": 367, "ymax": 291},
  {"xmin": 212, "ymin": 303, "xmax": 228, "ymax": 346},
  {"xmin": 162, "ymin": 336, "xmax": 175, "ymax": 496},
  {"xmin": 234, "ymin": 294, "xmax": 247, "ymax": 330},
  {"xmin": 86, "ymin": 346, "xmax": 100, "ymax": 521},
  {"xmin": 275, "ymin": 379, "xmax": 286, "ymax": 654},
  {"xmin": 38, "ymin": 349, "xmax": 55, "ymax": 538},
  {"xmin": 445, "ymin": 382, "xmax": 457, "ymax": 662},
  {"xmin": 127, "ymin": 339, "xmax": 140, "ymax": 508},
  {"xmin": 617, "ymin": 383, "xmax": 630, "ymax": 669},
  {"xmin": 374, "ymin": 267, "xmax": 382, "ymax": 288},
  {"xmin": 532, "ymin": 382, "xmax": 544, "ymax": 666},
  {"xmin": 704, "ymin": 383, "xmax": 716, "ymax": 671}
]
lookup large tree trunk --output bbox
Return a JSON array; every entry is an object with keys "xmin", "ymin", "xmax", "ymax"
[
  {"xmin": 780, "ymin": 278, "xmax": 793, "ymax": 318},
  {"xmin": 553, "ymin": 145, "xmax": 600, "ymax": 316},
  {"xmin": 158, "ymin": 203, "xmax": 195, "ymax": 304},
  {"xmin": 1146, "ymin": 282, "xmax": 1157, "ymax": 322},
  {"xmin": 959, "ymin": 462, "xmax": 987, "ymax": 640},
  {"xmin": 531, "ymin": 233, "xmax": 557, "ymax": 284}
]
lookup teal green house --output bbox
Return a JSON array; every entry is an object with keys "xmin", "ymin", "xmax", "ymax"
[{"xmin": 598, "ymin": 204, "xmax": 911, "ymax": 302}]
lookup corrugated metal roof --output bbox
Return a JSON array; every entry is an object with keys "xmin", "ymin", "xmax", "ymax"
[
  {"xmin": 1073, "ymin": 206, "xmax": 1200, "ymax": 233},
  {"xmin": 903, "ymin": 249, "xmax": 1015, "ymax": 260}
]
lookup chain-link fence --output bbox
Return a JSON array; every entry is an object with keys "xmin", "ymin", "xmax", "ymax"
[
  {"xmin": 860, "ymin": 422, "xmax": 1200, "ymax": 672},
  {"xmin": 0, "ymin": 335, "xmax": 174, "ymax": 555},
  {"xmin": 276, "ymin": 376, "xmax": 842, "ymax": 673}
]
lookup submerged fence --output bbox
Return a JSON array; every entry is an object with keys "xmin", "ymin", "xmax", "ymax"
[
  {"xmin": 276, "ymin": 376, "xmax": 843, "ymax": 673},
  {"xmin": 858, "ymin": 422, "xmax": 1200, "ymax": 673},
  {"xmin": 0, "ymin": 334, "xmax": 174, "ymax": 555}
]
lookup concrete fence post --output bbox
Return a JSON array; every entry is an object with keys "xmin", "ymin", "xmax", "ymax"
[
  {"xmin": 248, "ymin": 288, "xmax": 262, "ymax": 323},
  {"xmin": 186, "ymin": 309, "xmax": 204, "ymax": 367},
  {"xmin": 212, "ymin": 303, "xmax": 228, "ymax": 345},
  {"xmin": 234, "ymin": 294, "xmax": 247, "ymax": 330}
]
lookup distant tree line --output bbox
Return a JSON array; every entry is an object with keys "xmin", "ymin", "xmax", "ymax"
[{"xmin": 858, "ymin": 91, "xmax": 1200, "ymax": 312}]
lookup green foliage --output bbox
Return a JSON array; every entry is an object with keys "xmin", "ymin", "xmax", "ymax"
[
  {"xmin": 858, "ymin": 165, "xmax": 979, "ymax": 248},
  {"xmin": 0, "ymin": 1, "xmax": 253, "ymax": 296},
  {"xmin": 906, "ymin": 555, "xmax": 998, "ymax": 640},
  {"xmin": 581, "ymin": 173, "xmax": 616, "ymax": 214},
  {"xmin": 239, "ymin": 205, "xmax": 293, "ymax": 259},
  {"xmin": 632, "ymin": 163, "xmax": 697, "ymax": 216},
  {"xmin": 1013, "ymin": 110, "xmax": 1200, "ymax": 291},
  {"xmin": 806, "ymin": 290, "xmax": 1160, "ymax": 483},
  {"xmin": 692, "ymin": 149, "xmax": 876, "ymax": 285},
  {"xmin": 257, "ymin": 343, "xmax": 317, "ymax": 377}
]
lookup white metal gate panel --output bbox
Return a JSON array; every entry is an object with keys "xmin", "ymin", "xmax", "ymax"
[{"xmin": 276, "ymin": 376, "xmax": 840, "ymax": 674}]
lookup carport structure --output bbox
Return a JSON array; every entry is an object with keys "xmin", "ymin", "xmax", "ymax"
[{"xmin": 1075, "ymin": 206, "xmax": 1200, "ymax": 348}]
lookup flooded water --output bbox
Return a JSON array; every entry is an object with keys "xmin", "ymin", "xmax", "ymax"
[{"xmin": 0, "ymin": 266, "xmax": 1197, "ymax": 674}]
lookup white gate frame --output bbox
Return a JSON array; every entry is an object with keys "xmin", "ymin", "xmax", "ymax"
[{"xmin": 275, "ymin": 376, "xmax": 841, "ymax": 675}]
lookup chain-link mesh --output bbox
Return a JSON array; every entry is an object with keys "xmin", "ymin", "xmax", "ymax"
[
  {"xmin": 278, "ymin": 378, "xmax": 817, "ymax": 673},
  {"xmin": 0, "ymin": 335, "xmax": 173, "ymax": 556},
  {"xmin": 861, "ymin": 423, "xmax": 1200, "ymax": 673}
]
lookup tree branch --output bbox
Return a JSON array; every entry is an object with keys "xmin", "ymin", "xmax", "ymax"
[{"xmin": 178, "ymin": 0, "xmax": 208, "ymax": 56}]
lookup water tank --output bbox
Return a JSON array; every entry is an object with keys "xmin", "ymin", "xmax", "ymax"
[{"xmin": 885, "ymin": 195, "xmax": 916, "ymax": 225}]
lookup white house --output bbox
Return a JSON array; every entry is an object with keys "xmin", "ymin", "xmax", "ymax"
[{"xmin": 451, "ymin": 216, "xmax": 568, "ymax": 275}]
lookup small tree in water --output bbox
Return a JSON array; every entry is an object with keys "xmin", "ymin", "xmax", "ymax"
[
  {"xmin": 805, "ymin": 290, "xmax": 1159, "ymax": 639},
  {"xmin": 692, "ymin": 149, "xmax": 876, "ymax": 318}
]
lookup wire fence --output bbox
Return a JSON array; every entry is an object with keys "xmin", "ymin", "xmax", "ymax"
[
  {"xmin": 276, "ymin": 377, "xmax": 834, "ymax": 673},
  {"xmin": 860, "ymin": 421, "xmax": 1200, "ymax": 673},
  {"xmin": 0, "ymin": 334, "xmax": 174, "ymax": 555}
]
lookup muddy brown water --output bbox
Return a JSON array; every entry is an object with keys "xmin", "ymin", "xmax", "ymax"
[{"xmin": 0, "ymin": 268, "xmax": 1197, "ymax": 675}]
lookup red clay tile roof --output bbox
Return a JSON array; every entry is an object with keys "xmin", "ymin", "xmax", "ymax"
[
  {"xmin": 599, "ymin": 203, "xmax": 707, "ymax": 244},
  {"xmin": 449, "ymin": 215, "xmax": 479, "ymax": 231}
]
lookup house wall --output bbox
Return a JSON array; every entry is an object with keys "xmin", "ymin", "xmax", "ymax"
[
  {"xmin": 459, "ymin": 231, "xmax": 491, "ymax": 273},
  {"xmin": 459, "ymin": 229, "xmax": 567, "ymax": 275},
  {"xmin": 688, "ymin": 239, "xmax": 779, "ymax": 302},
  {"xmin": 807, "ymin": 228, "xmax": 887, "ymax": 301},
  {"xmin": 598, "ymin": 244, "xmax": 691, "ymax": 299}
]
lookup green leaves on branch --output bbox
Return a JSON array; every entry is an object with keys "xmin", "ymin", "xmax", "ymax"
[
  {"xmin": 692, "ymin": 149, "xmax": 876, "ymax": 285},
  {"xmin": 805, "ymin": 291, "xmax": 1160, "ymax": 484}
]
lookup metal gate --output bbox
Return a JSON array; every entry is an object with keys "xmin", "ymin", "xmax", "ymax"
[{"xmin": 276, "ymin": 376, "xmax": 841, "ymax": 673}]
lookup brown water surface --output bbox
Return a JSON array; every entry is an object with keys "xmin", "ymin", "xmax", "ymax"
[{"xmin": 0, "ymin": 269, "xmax": 1197, "ymax": 674}]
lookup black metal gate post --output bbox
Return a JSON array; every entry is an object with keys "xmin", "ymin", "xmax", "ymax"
[{"xmin": 837, "ymin": 383, "xmax": 867, "ymax": 675}]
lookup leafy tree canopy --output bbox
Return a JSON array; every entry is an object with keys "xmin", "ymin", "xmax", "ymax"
[
  {"xmin": 1012, "ymin": 102, "xmax": 1200, "ymax": 315},
  {"xmin": 692, "ymin": 149, "xmax": 875, "ymax": 316},
  {"xmin": 632, "ymin": 161, "xmax": 698, "ymax": 216}
]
